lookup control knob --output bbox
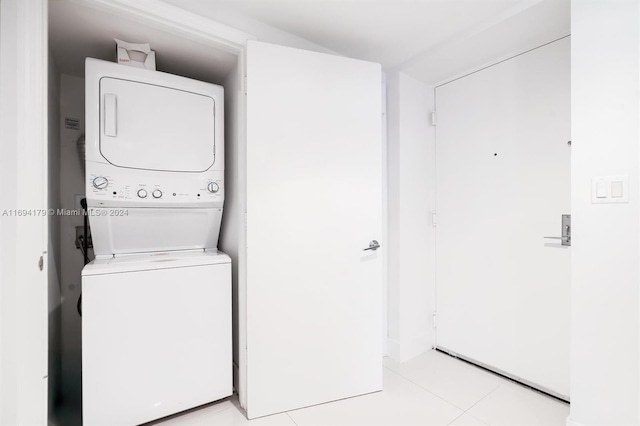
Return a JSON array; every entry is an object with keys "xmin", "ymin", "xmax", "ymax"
[
  {"xmin": 152, "ymin": 189, "xmax": 163, "ymax": 199},
  {"xmin": 137, "ymin": 189, "xmax": 148, "ymax": 199},
  {"xmin": 92, "ymin": 176, "xmax": 109, "ymax": 190},
  {"xmin": 207, "ymin": 182, "xmax": 220, "ymax": 193}
]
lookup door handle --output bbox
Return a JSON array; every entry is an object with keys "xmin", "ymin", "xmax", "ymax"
[
  {"xmin": 364, "ymin": 240, "xmax": 381, "ymax": 251},
  {"xmin": 543, "ymin": 214, "xmax": 571, "ymax": 246},
  {"xmin": 543, "ymin": 236, "xmax": 570, "ymax": 242},
  {"xmin": 104, "ymin": 93, "xmax": 117, "ymax": 137}
]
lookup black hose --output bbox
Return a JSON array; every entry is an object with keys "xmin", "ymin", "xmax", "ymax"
[
  {"xmin": 81, "ymin": 198, "xmax": 89, "ymax": 265},
  {"xmin": 78, "ymin": 197, "xmax": 89, "ymax": 316}
]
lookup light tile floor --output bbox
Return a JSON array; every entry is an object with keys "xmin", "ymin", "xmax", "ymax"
[
  {"xmin": 54, "ymin": 350, "xmax": 569, "ymax": 425},
  {"xmin": 151, "ymin": 350, "xmax": 569, "ymax": 426}
]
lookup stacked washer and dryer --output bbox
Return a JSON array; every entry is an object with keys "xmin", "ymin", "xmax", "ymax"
[{"xmin": 81, "ymin": 58, "xmax": 232, "ymax": 425}]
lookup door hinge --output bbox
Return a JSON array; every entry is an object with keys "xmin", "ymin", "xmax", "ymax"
[
  {"xmin": 243, "ymin": 76, "xmax": 248, "ymax": 95},
  {"xmin": 431, "ymin": 111, "xmax": 436, "ymax": 126},
  {"xmin": 431, "ymin": 212, "xmax": 437, "ymax": 228},
  {"xmin": 432, "ymin": 313, "xmax": 437, "ymax": 329},
  {"xmin": 38, "ymin": 255, "xmax": 44, "ymax": 271}
]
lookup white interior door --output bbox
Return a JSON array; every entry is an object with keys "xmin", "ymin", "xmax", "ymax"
[
  {"xmin": 435, "ymin": 38, "xmax": 571, "ymax": 398},
  {"xmin": 243, "ymin": 40, "xmax": 383, "ymax": 418}
]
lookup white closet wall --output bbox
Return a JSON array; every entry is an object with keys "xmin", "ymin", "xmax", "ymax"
[
  {"xmin": 386, "ymin": 70, "xmax": 436, "ymax": 362},
  {"xmin": 47, "ymin": 48, "xmax": 63, "ymax": 420},
  {"xmin": 58, "ymin": 74, "xmax": 86, "ymax": 408}
]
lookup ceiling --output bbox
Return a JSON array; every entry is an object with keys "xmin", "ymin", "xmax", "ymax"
[
  {"xmin": 49, "ymin": 0, "xmax": 570, "ymax": 85},
  {"xmin": 163, "ymin": 0, "xmax": 570, "ymax": 84}
]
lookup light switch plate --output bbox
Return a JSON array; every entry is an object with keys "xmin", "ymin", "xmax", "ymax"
[
  {"xmin": 611, "ymin": 181, "xmax": 624, "ymax": 198},
  {"xmin": 596, "ymin": 181, "xmax": 608, "ymax": 198},
  {"xmin": 591, "ymin": 175, "xmax": 629, "ymax": 204}
]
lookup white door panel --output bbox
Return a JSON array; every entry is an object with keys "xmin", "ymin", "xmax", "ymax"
[
  {"xmin": 435, "ymin": 38, "xmax": 570, "ymax": 397},
  {"xmin": 244, "ymin": 40, "xmax": 383, "ymax": 418},
  {"xmin": 99, "ymin": 78, "xmax": 216, "ymax": 172},
  {"xmin": 0, "ymin": 1, "xmax": 48, "ymax": 423}
]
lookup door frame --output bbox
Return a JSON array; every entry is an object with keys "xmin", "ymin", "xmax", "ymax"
[
  {"xmin": 0, "ymin": 0, "xmax": 49, "ymax": 424},
  {"xmin": 69, "ymin": 0, "xmax": 258, "ymax": 411},
  {"xmin": 1, "ymin": 0, "xmax": 253, "ymax": 422},
  {"xmin": 432, "ymin": 36, "xmax": 571, "ymax": 401},
  {"xmin": 68, "ymin": 0, "xmax": 258, "ymax": 411}
]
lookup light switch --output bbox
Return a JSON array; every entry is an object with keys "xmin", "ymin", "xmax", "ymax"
[
  {"xmin": 592, "ymin": 175, "xmax": 629, "ymax": 204},
  {"xmin": 611, "ymin": 181, "xmax": 624, "ymax": 198}
]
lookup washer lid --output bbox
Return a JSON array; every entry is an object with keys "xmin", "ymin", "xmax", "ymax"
[
  {"xmin": 82, "ymin": 250, "xmax": 230, "ymax": 276},
  {"xmin": 99, "ymin": 77, "xmax": 215, "ymax": 172}
]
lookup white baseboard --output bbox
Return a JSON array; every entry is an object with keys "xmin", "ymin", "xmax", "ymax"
[{"xmin": 566, "ymin": 416, "xmax": 582, "ymax": 426}]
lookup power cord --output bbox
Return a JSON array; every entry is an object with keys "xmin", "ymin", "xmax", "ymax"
[{"xmin": 78, "ymin": 197, "xmax": 90, "ymax": 317}]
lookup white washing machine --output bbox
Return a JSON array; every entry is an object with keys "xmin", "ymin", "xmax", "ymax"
[
  {"xmin": 82, "ymin": 59, "xmax": 231, "ymax": 426},
  {"xmin": 82, "ymin": 251, "xmax": 231, "ymax": 426}
]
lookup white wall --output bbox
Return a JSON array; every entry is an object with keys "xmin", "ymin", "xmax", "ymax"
[
  {"xmin": 58, "ymin": 74, "xmax": 86, "ymax": 409},
  {"xmin": 386, "ymin": 70, "xmax": 436, "ymax": 362},
  {"xmin": 48, "ymin": 48, "xmax": 63, "ymax": 421},
  {"xmin": 569, "ymin": 1, "xmax": 640, "ymax": 424}
]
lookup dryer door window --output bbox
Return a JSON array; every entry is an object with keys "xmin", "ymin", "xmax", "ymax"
[{"xmin": 99, "ymin": 77, "xmax": 215, "ymax": 172}]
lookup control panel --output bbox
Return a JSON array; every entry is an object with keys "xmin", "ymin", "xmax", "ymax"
[{"xmin": 86, "ymin": 162, "xmax": 223, "ymax": 208}]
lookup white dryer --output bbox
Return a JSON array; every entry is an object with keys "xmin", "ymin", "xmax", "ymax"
[
  {"xmin": 81, "ymin": 58, "xmax": 231, "ymax": 426},
  {"xmin": 84, "ymin": 58, "xmax": 224, "ymax": 255}
]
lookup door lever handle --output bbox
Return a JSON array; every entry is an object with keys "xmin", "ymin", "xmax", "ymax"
[
  {"xmin": 364, "ymin": 240, "xmax": 381, "ymax": 251},
  {"xmin": 544, "ymin": 214, "xmax": 571, "ymax": 246}
]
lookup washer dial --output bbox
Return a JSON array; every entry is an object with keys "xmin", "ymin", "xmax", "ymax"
[
  {"xmin": 207, "ymin": 182, "xmax": 220, "ymax": 193},
  {"xmin": 152, "ymin": 189, "xmax": 163, "ymax": 199},
  {"xmin": 92, "ymin": 176, "xmax": 109, "ymax": 190},
  {"xmin": 137, "ymin": 189, "xmax": 148, "ymax": 199}
]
